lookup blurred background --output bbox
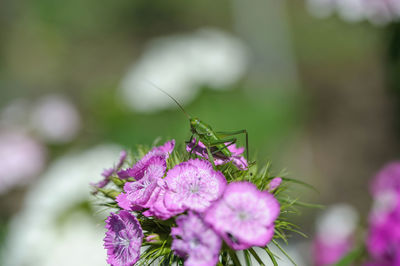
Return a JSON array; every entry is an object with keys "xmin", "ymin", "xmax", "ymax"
[{"xmin": 1, "ymin": 0, "xmax": 399, "ymax": 265}]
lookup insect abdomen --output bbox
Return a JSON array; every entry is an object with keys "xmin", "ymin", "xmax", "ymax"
[{"xmin": 194, "ymin": 121, "xmax": 231, "ymax": 158}]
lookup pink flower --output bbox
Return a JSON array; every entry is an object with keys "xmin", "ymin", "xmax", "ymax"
[
  {"xmin": 92, "ymin": 150, "xmax": 127, "ymax": 190},
  {"xmin": 163, "ymin": 159, "xmax": 227, "ymax": 213},
  {"xmin": 268, "ymin": 177, "xmax": 282, "ymax": 192},
  {"xmin": 31, "ymin": 95, "xmax": 81, "ymax": 143},
  {"xmin": 171, "ymin": 212, "xmax": 221, "ymax": 266},
  {"xmin": 118, "ymin": 139, "xmax": 175, "ymax": 180},
  {"xmin": 366, "ymin": 162, "xmax": 400, "ymax": 263},
  {"xmin": 104, "ymin": 211, "xmax": 143, "ymax": 266},
  {"xmin": 204, "ymin": 182, "xmax": 280, "ymax": 250},
  {"xmin": 313, "ymin": 236, "xmax": 353, "ymax": 266},
  {"xmin": 142, "ymin": 187, "xmax": 181, "ymax": 220},
  {"xmin": 312, "ymin": 204, "xmax": 358, "ymax": 266},
  {"xmin": 116, "ymin": 156, "xmax": 166, "ymax": 211},
  {"xmin": 370, "ymin": 161, "xmax": 400, "ymax": 196},
  {"xmin": 0, "ymin": 130, "xmax": 46, "ymax": 194}
]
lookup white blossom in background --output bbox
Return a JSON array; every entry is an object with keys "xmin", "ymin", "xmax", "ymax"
[
  {"xmin": 306, "ymin": 0, "xmax": 400, "ymax": 25},
  {"xmin": 30, "ymin": 95, "xmax": 81, "ymax": 143},
  {"xmin": 316, "ymin": 204, "xmax": 359, "ymax": 244},
  {"xmin": 1, "ymin": 145, "xmax": 121, "ymax": 266},
  {"xmin": 120, "ymin": 27, "xmax": 249, "ymax": 113},
  {"xmin": 0, "ymin": 130, "xmax": 46, "ymax": 194}
]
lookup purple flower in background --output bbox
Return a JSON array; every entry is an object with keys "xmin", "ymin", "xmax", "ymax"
[
  {"xmin": 92, "ymin": 150, "xmax": 127, "ymax": 190},
  {"xmin": 104, "ymin": 211, "xmax": 143, "ymax": 266},
  {"xmin": 31, "ymin": 95, "xmax": 81, "ymax": 144},
  {"xmin": 118, "ymin": 139, "xmax": 174, "ymax": 180},
  {"xmin": 364, "ymin": 254, "xmax": 400, "ymax": 266},
  {"xmin": 366, "ymin": 214, "xmax": 400, "ymax": 264},
  {"xmin": 163, "ymin": 159, "xmax": 227, "ymax": 213},
  {"xmin": 116, "ymin": 156, "xmax": 166, "ymax": 211},
  {"xmin": 366, "ymin": 162, "xmax": 400, "ymax": 264},
  {"xmin": 186, "ymin": 138, "xmax": 248, "ymax": 170},
  {"xmin": 171, "ymin": 212, "xmax": 221, "ymax": 266},
  {"xmin": 313, "ymin": 237, "xmax": 353, "ymax": 266},
  {"xmin": 0, "ymin": 130, "xmax": 46, "ymax": 194},
  {"xmin": 268, "ymin": 177, "xmax": 282, "ymax": 192},
  {"xmin": 312, "ymin": 204, "xmax": 358, "ymax": 266},
  {"xmin": 370, "ymin": 162, "xmax": 400, "ymax": 196},
  {"xmin": 204, "ymin": 182, "xmax": 279, "ymax": 250}
]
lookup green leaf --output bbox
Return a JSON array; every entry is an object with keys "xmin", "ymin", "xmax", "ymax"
[
  {"xmin": 248, "ymin": 248, "xmax": 265, "ymax": 266},
  {"xmin": 97, "ymin": 188, "xmax": 120, "ymax": 199},
  {"xmin": 291, "ymin": 201, "xmax": 325, "ymax": 209},
  {"xmin": 280, "ymin": 177, "xmax": 319, "ymax": 193},
  {"xmin": 273, "ymin": 229, "xmax": 288, "ymax": 245},
  {"xmin": 228, "ymin": 249, "xmax": 242, "ymax": 266},
  {"xmin": 272, "ymin": 240, "xmax": 297, "ymax": 266},
  {"xmin": 110, "ymin": 176, "xmax": 125, "ymax": 187},
  {"xmin": 264, "ymin": 247, "xmax": 278, "ymax": 266},
  {"xmin": 335, "ymin": 248, "xmax": 364, "ymax": 266},
  {"xmin": 243, "ymin": 250, "xmax": 253, "ymax": 266}
]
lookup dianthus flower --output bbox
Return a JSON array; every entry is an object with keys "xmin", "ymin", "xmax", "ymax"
[
  {"xmin": 104, "ymin": 211, "xmax": 143, "ymax": 266},
  {"xmin": 366, "ymin": 162, "xmax": 400, "ymax": 264},
  {"xmin": 204, "ymin": 182, "xmax": 279, "ymax": 250},
  {"xmin": 267, "ymin": 177, "xmax": 282, "ymax": 192},
  {"xmin": 118, "ymin": 139, "xmax": 174, "ymax": 180},
  {"xmin": 142, "ymin": 187, "xmax": 181, "ymax": 220},
  {"xmin": 366, "ymin": 191, "xmax": 400, "ymax": 262},
  {"xmin": 116, "ymin": 156, "xmax": 166, "ymax": 211},
  {"xmin": 163, "ymin": 159, "xmax": 227, "ymax": 213},
  {"xmin": 171, "ymin": 212, "xmax": 221, "ymax": 266},
  {"xmin": 313, "ymin": 237, "xmax": 353, "ymax": 266},
  {"xmin": 312, "ymin": 205, "xmax": 358, "ymax": 266},
  {"xmin": 186, "ymin": 138, "xmax": 248, "ymax": 170},
  {"xmin": 92, "ymin": 150, "xmax": 127, "ymax": 190},
  {"xmin": 370, "ymin": 161, "xmax": 400, "ymax": 196}
]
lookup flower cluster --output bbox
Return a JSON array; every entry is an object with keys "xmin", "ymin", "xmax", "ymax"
[
  {"xmin": 92, "ymin": 139, "xmax": 306, "ymax": 265},
  {"xmin": 366, "ymin": 162, "xmax": 400, "ymax": 265}
]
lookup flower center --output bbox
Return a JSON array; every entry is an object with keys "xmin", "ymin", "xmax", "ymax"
[
  {"xmin": 116, "ymin": 235, "xmax": 131, "ymax": 248},
  {"xmin": 139, "ymin": 179, "xmax": 151, "ymax": 189},
  {"xmin": 189, "ymin": 238, "xmax": 200, "ymax": 249},
  {"xmin": 189, "ymin": 183, "xmax": 200, "ymax": 193},
  {"xmin": 237, "ymin": 211, "xmax": 250, "ymax": 221}
]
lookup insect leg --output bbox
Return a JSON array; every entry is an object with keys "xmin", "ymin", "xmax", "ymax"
[
  {"xmin": 188, "ymin": 136, "xmax": 200, "ymax": 158},
  {"xmin": 208, "ymin": 138, "xmax": 237, "ymax": 155},
  {"xmin": 205, "ymin": 146, "xmax": 216, "ymax": 168},
  {"xmin": 216, "ymin": 129, "xmax": 249, "ymax": 161}
]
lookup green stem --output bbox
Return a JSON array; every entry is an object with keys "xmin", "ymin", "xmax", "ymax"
[
  {"xmin": 248, "ymin": 248, "xmax": 265, "ymax": 266},
  {"xmin": 264, "ymin": 247, "xmax": 278, "ymax": 266},
  {"xmin": 228, "ymin": 249, "xmax": 242, "ymax": 266}
]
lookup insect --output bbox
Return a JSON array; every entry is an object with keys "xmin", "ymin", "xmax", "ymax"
[{"xmin": 147, "ymin": 81, "xmax": 249, "ymax": 167}]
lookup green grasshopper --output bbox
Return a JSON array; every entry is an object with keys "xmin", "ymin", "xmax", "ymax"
[{"xmin": 149, "ymin": 82, "xmax": 249, "ymax": 167}]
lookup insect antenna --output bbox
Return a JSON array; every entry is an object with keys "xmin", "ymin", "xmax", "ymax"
[{"xmin": 145, "ymin": 80, "xmax": 191, "ymax": 118}]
